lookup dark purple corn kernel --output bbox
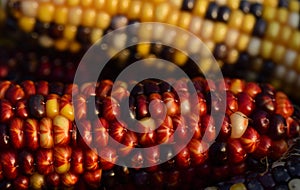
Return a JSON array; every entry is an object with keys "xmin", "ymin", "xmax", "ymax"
[
  {"xmin": 28, "ymin": 94, "xmax": 45, "ymax": 119},
  {"xmin": 272, "ymin": 166, "xmax": 291, "ymax": 184}
]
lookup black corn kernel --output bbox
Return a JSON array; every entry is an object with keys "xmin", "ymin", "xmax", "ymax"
[
  {"xmin": 49, "ymin": 82, "xmax": 64, "ymax": 96},
  {"xmin": 34, "ymin": 20, "xmax": 50, "ymax": 34},
  {"xmin": 76, "ymin": 26, "xmax": 91, "ymax": 44},
  {"xmin": 28, "ymin": 94, "xmax": 45, "ymax": 119},
  {"xmin": 49, "ymin": 23, "xmax": 64, "ymax": 39},
  {"xmin": 246, "ymin": 179, "xmax": 264, "ymax": 190},
  {"xmin": 286, "ymin": 158, "xmax": 300, "ymax": 177},
  {"xmin": 278, "ymin": 0, "xmax": 289, "ymax": 7},
  {"xmin": 250, "ymin": 3, "xmax": 263, "ymax": 18},
  {"xmin": 252, "ymin": 19, "xmax": 267, "ymax": 37},
  {"xmin": 258, "ymin": 172, "xmax": 276, "ymax": 188},
  {"xmin": 272, "ymin": 166, "xmax": 291, "ymax": 184},
  {"xmin": 205, "ymin": 2, "xmax": 219, "ymax": 20},
  {"xmin": 217, "ymin": 6, "xmax": 231, "ymax": 22},
  {"xmin": 181, "ymin": 0, "xmax": 195, "ymax": 11},
  {"xmin": 239, "ymin": 1, "xmax": 251, "ymax": 13},
  {"xmin": 213, "ymin": 43, "xmax": 228, "ymax": 60}
]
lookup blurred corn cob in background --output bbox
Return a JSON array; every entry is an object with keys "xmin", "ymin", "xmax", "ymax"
[
  {"xmin": 0, "ymin": 77, "xmax": 299, "ymax": 189},
  {"xmin": 0, "ymin": 0, "xmax": 299, "ymax": 100}
]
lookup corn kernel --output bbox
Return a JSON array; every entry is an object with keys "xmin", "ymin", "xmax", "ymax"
[
  {"xmin": 263, "ymin": 0, "xmax": 278, "ymax": 7},
  {"xmin": 213, "ymin": 22, "xmax": 227, "ymax": 43},
  {"xmin": 53, "ymin": 0, "xmax": 65, "ymax": 5},
  {"xmin": 63, "ymin": 25, "xmax": 77, "ymax": 40},
  {"xmin": 241, "ymin": 14, "xmax": 255, "ymax": 34},
  {"xmin": 247, "ymin": 37, "xmax": 261, "ymax": 56},
  {"xmin": 289, "ymin": 0, "xmax": 300, "ymax": 12},
  {"xmin": 260, "ymin": 40, "xmax": 273, "ymax": 59},
  {"xmin": 37, "ymin": 3, "xmax": 55, "ymax": 23},
  {"xmin": 192, "ymin": 0, "xmax": 208, "ymax": 17},
  {"xmin": 230, "ymin": 183, "xmax": 247, "ymax": 190},
  {"xmin": 30, "ymin": 173, "xmax": 45, "ymax": 190},
  {"xmin": 165, "ymin": 10, "xmax": 179, "ymax": 25},
  {"xmin": 284, "ymin": 49, "xmax": 297, "ymax": 67},
  {"xmin": 288, "ymin": 12, "xmax": 300, "ymax": 29},
  {"xmin": 200, "ymin": 20, "xmax": 214, "ymax": 40},
  {"xmin": 140, "ymin": 2, "xmax": 154, "ymax": 22},
  {"xmin": 228, "ymin": 10, "xmax": 244, "ymax": 29},
  {"xmin": 265, "ymin": 21, "xmax": 280, "ymax": 40},
  {"xmin": 289, "ymin": 31, "xmax": 300, "ymax": 50},
  {"xmin": 54, "ymin": 6, "xmax": 68, "ymax": 25},
  {"xmin": 227, "ymin": 49, "xmax": 239, "ymax": 64},
  {"xmin": 225, "ymin": 28, "xmax": 239, "ymax": 48},
  {"xmin": 276, "ymin": 8, "xmax": 288, "ymax": 24},
  {"xmin": 90, "ymin": 28, "xmax": 103, "ymax": 43},
  {"xmin": 105, "ymin": 0, "xmax": 118, "ymax": 15},
  {"xmin": 54, "ymin": 39, "xmax": 69, "ymax": 51},
  {"xmin": 81, "ymin": 9, "xmax": 96, "ymax": 27},
  {"xmin": 39, "ymin": 35, "xmax": 54, "ymax": 48},
  {"xmin": 95, "ymin": 12, "xmax": 111, "ymax": 29},
  {"xmin": 262, "ymin": 6, "xmax": 276, "ymax": 21},
  {"xmin": 274, "ymin": 64, "xmax": 286, "ymax": 79},
  {"xmin": 174, "ymin": 32, "xmax": 189, "ymax": 49},
  {"xmin": 68, "ymin": 6, "xmax": 82, "ymax": 26},
  {"xmin": 137, "ymin": 43, "xmax": 151, "ymax": 57},
  {"xmin": 46, "ymin": 98, "xmax": 59, "ymax": 119},
  {"xmin": 278, "ymin": 25, "xmax": 292, "ymax": 45},
  {"xmin": 189, "ymin": 16, "xmax": 202, "ymax": 35},
  {"xmin": 177, "ymin": 12, "xmax": 192, "ymax": 29},
  {"xmin": 117, "ymin": 0, "xmax": 130, "ymax": 14},
  {"xmin": 18, "ymin": 16, "xmax": 35, "ymax": 32},
  {"xmin": 80, "ymin": 0, "xmax": 93, "ymax": 7},
  {"xmin": 127, "ymin": 0, "xmax": 142, "ymax": 20},
  {"xmin": 272, "ymin": 44, "xmax": 285, "ymax": 63},
  {"xmin": 154, "ymin": 2, "xmax": 170, "ymax": 22},
  {"xmin": 173, "ymin": 50, "xmax": 188, "ymax": 66},
  {"xmin": 69, "ymin": 41, "xmax": 81, "ymax": 52},
  {"xmin": 94, "ymin": 0, "xmax": 105, "ymax": 10},
  {"xmin": 66, "ymin": 0, "xmax": 79, "ymax": 6},
  {"xmin": 236, "ymin": 33, "xmax": 250, "ymax": 52},
  {"xmin": 60, "ymin": 103, "xmax": 75, "ymax": 121},
  {"xmin": 227, "ymin": 0, "xmax": 239, "ymax": 9},
  {"xmin": 21, "ymin": 0, "xmax": 38, "ymax": 17},
  {"xmin": 169, "ymin": 0, "xmax": 183, "ymax": 8}
]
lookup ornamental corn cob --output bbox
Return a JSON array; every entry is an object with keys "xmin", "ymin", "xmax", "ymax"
[
  {"xmin": 1, "ymin": 0, "xmax": 299, "ymax": 101},
  {"xmin": 0, "ymin": 77, "xmax": 299, "ymax": 189}
]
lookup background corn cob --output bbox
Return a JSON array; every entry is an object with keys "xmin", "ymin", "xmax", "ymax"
[
  {"xmin": 0, "ymin": 0, "xmax": 299, "ymax": 102},
  {"xmin": 0, "ymin": 77, "xmax": 299, "ymax": 189}
]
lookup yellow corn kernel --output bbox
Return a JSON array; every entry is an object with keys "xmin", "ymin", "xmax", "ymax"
[
  {"xmin": 276, "ymin": 8, "xmax": 288, "ymax": 24},
  {"xmin": 241, "ymin": 14, "xmax": 255, "ymax": 34},
  {"xmin": 53, "ymin": 0, "xmax": 65, "ymax": 5},
  {"xmin": 30, "ymin": 173, "xmax": 45, "ymax": 190},
  {"xmin": 263, "ymin": 0, "xmax": 278, "ymax": 7},
  {"xmin": 227, "ymin": 0, "xmax": 239, "ymax": 9},
  {"xmin": 63, "ymin": 25, "xmax": 77, "ymax": 40},
  {"xmin": 177, "ymin": 12, "xmax": 192, "ymax": 30},
  {"xmin": 230, "ymin": 183, "xmax": 247, "ymax": 190},
  {"xmin": 127, "ymin": 0, "xmax": 142, "ymax": 20},
  {"xmin": 37, "ymin": 2, "xmax": 55, "ymax": 23},
  {"xmin": 140, "ymin": 2, "xmax": 154, "ymax": 22},
  {"xmin": 66, "ymin": 0, "xmax": 80, "ymax": 6},
  {"xmin": 54, "ymin": 6, "xmax": 68, "ymax": 25},
  {"xmin": 189, "ymin": 16, "xmax": 202, "ymax": 35},
  {"xmin": 228, "ymin": 10, "xmax": 244, "ymax": 29},
  {"xmin": 262, "ymin": 6, "xmax": 276, "ymax": 21},
  {"xmin": 105, "ymin": 0, "xmax": 118, "ymax": 15},
  {"xmin": 69, "ymin": 41, "xmax": 81, "ymax": 52},
  {"xmin": 260, "ymin": 40, "xmax": 273, "ymax": 59},
  {"xmin": 165, "ymin": 10, "xmax": 179, "ymax": 25},
  {"xmin": 154, "ymin": 2, "xmax": 170, "ymax": 22},
  {"xmin": 289, "ymin": 0, "xmax": 300, "ymax": 12},
  {"xmin": 173, "ymin": 50, "xmax": 188, "ymax": 66},
  {"xmin": 265, "ymin": 21, "xmax": 280, "ymax": 40},
  {"xmin": 80, "ymin": 0, "xmax": 93, "ymax": 7},
  {"xmin": 169, "ymin": 0, "xmax": 183, "ymax": 9},
  {"xmin": 90, "ymin": 28, "xmax": 103, "ymax": 43},
  {"xmin": 205, "ymin": 40, "xmax": 215, "ymax": 53},
  {"xmin": 213, "ymin": 22, "xmax": 227, "ymax": 43},
  {"xmin": 293, "ymin": 55, "xmax": 300, "ymax": 72},
  {"xmin": 117, "ymin": 0, "xmax": 130, "ymax": 14},
  {"xmin": 81, "ymin": 9, "xmax": 96, "ymax": 27},
  {"xmin": 193, "ymin": 0, "xmax": 208, "ymax": 17},
  {"xmin": 272, "ymin": 44, "xmax": 285, "ymax": 63},
  {"xmin": 46, "ymin": 98, "xmax": 59, "ymax": 119},
  {"xmin": 18, "ymin": 16, "xmax": 35, "ymax": 32},
  {"xmin": 137, "ymin": 43, "xmax": 151, "ymax": 57},
  {"xmin": 94, "ymin": 0, "xmax": 105, "ymax": 10},
  {"xmin": 200, "ymin": 20, "xmax": 214, "ymax": 40},
  {"xmin": 38, "ymin": 35, "xmax": 54, "ymax": 48},
  {"xmin": 225, "ymin": 28, "xmax": 239, "ymax": 48},
  {"xmin": 278, "ymin": 25, "xmax": 292, "ymax": 45},
  {"xmin": 289, "ymin": 31, "xmax": 300, "ymax": 50},
  {"xmin": 67, "ymin": 6, "xmax": 82, "ymax": 26},
  {"xmin": 60, "ymin": 103, "xmax": 75, "ymax": 121},
  {"xmin": 236, "ymin": 33, "xmax": 250, "ymax": 52},
  {"xmin": 21, "ymin": 0, "xmax": 38, "ymax": 17},
  {"xmin": 95, "ymin": 12, "xmax": 111, "ymax": 29},
  {"xmin": 227, "ymin": 49, "xmax": 239, "ymax": 64},
  {"xmin": 54, "ymin": 39, "xmax": 69, "ymax": 51}
]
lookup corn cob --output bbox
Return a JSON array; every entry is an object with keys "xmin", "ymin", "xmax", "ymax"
[
  {"xmin": 1, "ymin": 0, "xmax": 299, "ymax": 100},
  {"xmin": 0, "ymin": 77, "xmax": 299, "ymax": 189}
]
